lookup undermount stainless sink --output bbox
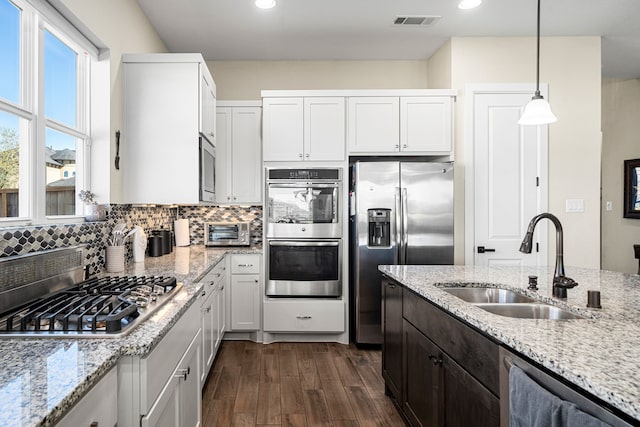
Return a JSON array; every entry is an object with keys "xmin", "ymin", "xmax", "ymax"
[
  {"xmin": 440, "ymin": 287, "xmax": 586, "ymax": 320},
  {"xmin": 475, "ymin": 303, "xmax": 585, "ymax": 320},
  {"xmin": 442, "ymin": 287, "xmax": 536, "ymax": 304}
]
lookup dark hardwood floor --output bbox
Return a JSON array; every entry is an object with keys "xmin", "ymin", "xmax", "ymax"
[{"xmin": 202, "ymin": 340, "xmax": 406, "ymax": 427}]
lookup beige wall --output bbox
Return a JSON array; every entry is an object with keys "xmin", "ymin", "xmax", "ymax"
[
  {"xmin": 206, "ymin": 61, "xmax": 429, "ymax": 100},
  {"xmin": 62, "ymin": 0, "xmax": 167, "ymax": 203},
  {"xmin": 436, "ymin": 37, "xmax": 602, "ymax": 268},
  {"xmin": 426, "ymin": 40, "xmax": 452, "ymax": 89},
  {"xmin": 601, "ymin": 79, "xmax": 640, "ymax": 274}
]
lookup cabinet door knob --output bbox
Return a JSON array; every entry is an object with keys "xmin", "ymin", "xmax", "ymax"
[
  {"xmin": 298, "ymin": 153, "xmax": 303, "ymax": 158},
  {"xmin": 395, "ymin": 144, "xmax": 400, "ymax": 149},
  {"xmin": 428, "ymin": 355, "xmax": 443, "ymax": 366},
  {"xmin": 403, "ymin": 144, "xmax": 408, "ymax": 148},
  {"xmin": 227, "ymin": 196, "xmax": 231, "ymax": 200},
  {"xmin": 305, "ymin": 153, "xmax": 310, "ymax": 158},
  {"xmin": 254, "ymin": 279, "xmax": 259, "ymax": 283}
]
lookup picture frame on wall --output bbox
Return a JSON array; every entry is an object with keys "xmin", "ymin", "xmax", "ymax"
[{"xmin": 624, "ymin": 158, "xmax": 640, "ymax": 219}]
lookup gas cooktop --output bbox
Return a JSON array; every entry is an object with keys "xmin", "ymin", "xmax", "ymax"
[{"xmin": 0, "ymin": 275, "xmax": 182, "ymax": 338}]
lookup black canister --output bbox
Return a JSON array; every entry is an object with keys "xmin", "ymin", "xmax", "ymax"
[
  {"xmin": 152, "ymin": 229, "xmax": 173, "ymax": 254},
  {"xmin": 148, "ymin": 235, "xmax": 164, "ymax": 257}
]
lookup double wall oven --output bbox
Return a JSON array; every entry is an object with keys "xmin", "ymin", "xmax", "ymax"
[{"xmin": 265, "ymin": 168, "xmax": 342, "ymax": 298}]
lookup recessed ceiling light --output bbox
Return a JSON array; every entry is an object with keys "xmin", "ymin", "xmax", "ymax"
[
  {"xmin": 458, "ymin": 0, "xmax": 482, "ymax": 9},
  {"xmin": 255, "ymin": 0, "xmax": 276, "ymax": 9}
]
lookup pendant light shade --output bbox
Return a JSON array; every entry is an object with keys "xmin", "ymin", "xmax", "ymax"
[
  {"xmin": 519, "ymin": 0, "xmax": 556, "ymax": 125},
  {"xmin": 518, "ymin": 92, "xmax": 557, "ymax": 125}
]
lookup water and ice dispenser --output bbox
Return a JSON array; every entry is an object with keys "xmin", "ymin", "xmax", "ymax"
[{"xmin": 368, "ymin": 209, "xmax": 391, "ymax": 247}]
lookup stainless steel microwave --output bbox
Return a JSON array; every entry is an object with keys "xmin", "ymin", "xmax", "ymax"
[
  {"xmin": 199, "ymin": 135, "xmax": 215, "ymax": 203},
  {"xmin": 205, "ymin": 222, "xmax": 251, "ymax": 246}
]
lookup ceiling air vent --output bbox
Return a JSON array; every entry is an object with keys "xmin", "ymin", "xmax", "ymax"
[{"xmin": 393, "ymin": 15, "xmax": 441, "ymax": 27}]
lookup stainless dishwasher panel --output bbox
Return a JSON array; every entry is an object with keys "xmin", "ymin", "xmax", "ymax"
[{"xmin": 499, "ymin": 347, "xmax": 634, "ymax": 427}]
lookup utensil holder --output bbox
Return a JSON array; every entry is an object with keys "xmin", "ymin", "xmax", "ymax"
[{"xmin": 106, "ymin": 245, "xmax": 125, "ymax": 273}]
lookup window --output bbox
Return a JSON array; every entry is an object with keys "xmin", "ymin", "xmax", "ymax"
[{"xmin": 0, "ymin": 0, "xmax": 94, "ymax": 222}]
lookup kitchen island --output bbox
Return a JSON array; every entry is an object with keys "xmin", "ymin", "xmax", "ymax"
[
  {"xmin": 380, "ymin": 264, "xmax": 640, "ymax": 424},
  {"xmin": 0, "ymin": 245, "xmax": 260, "ymax": 427}
]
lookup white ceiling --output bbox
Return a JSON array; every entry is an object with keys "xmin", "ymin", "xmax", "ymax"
[{"xmin": 135, "ymin": 0, "xmax": 640, "ymax": 79}]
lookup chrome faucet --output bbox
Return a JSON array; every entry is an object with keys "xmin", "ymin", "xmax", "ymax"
[{"xmin": 519, "ymin": 212, "xmax": 578, "ymax": 298}]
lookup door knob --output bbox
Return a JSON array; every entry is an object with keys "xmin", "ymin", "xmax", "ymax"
[{"xmin": 477, "ymin": 246, "xmax": 496, "ymax": 253}]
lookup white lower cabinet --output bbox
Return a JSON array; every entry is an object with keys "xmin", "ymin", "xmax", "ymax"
[
  {"xmin": 263, "ymin": 299, "xmax": 345, "ymax": 332},
  {"xmin": 57, "ymin": 366, "xmax": 118, "ymax": 427},
  {"xmin": 228, "ymin": 254, "xmax": 261, "ymax": 331},
  {"xmin": 141, "ymin": 330, "xmax": 201, "ymax": 427},
  {"xmin": 118, "ymin": 294, "xmax": 202, "ymax": 427},
  {"xmin": 200, "ymin": 260, "xmax": 227, "ymax": 385}
]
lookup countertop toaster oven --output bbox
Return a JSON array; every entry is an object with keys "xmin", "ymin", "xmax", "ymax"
[{"xmin": 204, "ymin": 222, "xmax": 251, "ymax": 246}]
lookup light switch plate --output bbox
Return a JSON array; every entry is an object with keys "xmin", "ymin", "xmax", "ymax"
[
  {"xmin": 565, "ymin": 199, "xmax": 585, "ymax": 213},
  {"xmin": 605, "ymin": 201, "xmax": 613, "ymax": 211}
]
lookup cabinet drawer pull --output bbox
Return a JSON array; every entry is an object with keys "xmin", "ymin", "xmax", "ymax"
[
  {"xmin": 237, "ymin": 263, "xmax": 254, "ymax": 267},
  {"xmin": 296, "ymin": 315, "xmax": 312, "ymax": 320},
  {"xmin": 175, "ymin": 368, "xmax": 189, "ymax": 381}
]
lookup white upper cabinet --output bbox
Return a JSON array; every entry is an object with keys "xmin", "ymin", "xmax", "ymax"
[
  {"xmin": 263, "ymin": 96, "xmax": 345, "ymax": 162},
  {"xmin": 262, "ymin": 97, "xmax": 304, "ymax": 162},
  {"xmin": 216, "ymin": 103, "xmax": 262, "ymax": 204},
  {"xmin": 347, "ymin": 97, "xmax": 400, "ymax": 153},
  {"xmin": 304, "ymin": 97, "xmax": 345, "ymax": 161},
  {"xmin": 201, "ymin": 75, "xmax": 216, "ymax": 143},
  {"xmin": 122, "ymin": 53, "xmax": 215, "ymax": 204},
  {"xmin": 400, "ymin": 96, "xmax": 452, "ymax": 153},
  {"xmin": 348, "ymin": 94, "xmax": 454, "ymax": 155}
]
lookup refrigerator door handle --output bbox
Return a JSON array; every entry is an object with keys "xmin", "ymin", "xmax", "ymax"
[
  {"xmin": 395, "ymin": 187, "xmax": 403, "ymax": 264},
  {"xmin": 401, "ymin": 187, "xmax": 409, "ymax": 264}
]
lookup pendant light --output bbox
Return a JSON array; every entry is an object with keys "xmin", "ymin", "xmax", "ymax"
[{"xmin": 518, "ymin": 0, "xmax": 557, "ymax": 125}]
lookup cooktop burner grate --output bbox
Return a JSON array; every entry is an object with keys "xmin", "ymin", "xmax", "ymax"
[{"xmin": 0, "ymin": 275, "xmax": 179, "ymax": 336}]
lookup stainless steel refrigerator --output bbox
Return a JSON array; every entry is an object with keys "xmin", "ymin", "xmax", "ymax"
[{"xmin": 349, "ymin": 160, "xmax": 454, "ymax": 345}]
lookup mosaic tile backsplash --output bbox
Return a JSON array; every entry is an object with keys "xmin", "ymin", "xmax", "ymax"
[{"xmin": 0, "ymin": 205, "xmax": 262, "ymax": 276}]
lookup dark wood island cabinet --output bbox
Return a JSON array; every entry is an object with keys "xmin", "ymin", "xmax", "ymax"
[{"xmin": 382, "ymin": 278, "xmax": 500, "ymax": 427}]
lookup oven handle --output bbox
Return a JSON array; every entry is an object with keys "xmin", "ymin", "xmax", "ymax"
[
  {"xmin": 268, "ymin": 241, "xmax": 340, "ymax": 247},
  {"xmin": 267, "ymin": 183, "xmax": 340, "ymax": 189}
]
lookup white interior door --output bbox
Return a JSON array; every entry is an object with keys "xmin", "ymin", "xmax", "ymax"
[{"xmin": 465, "ymin": 85, "xmax": 548, "ymax": 267}]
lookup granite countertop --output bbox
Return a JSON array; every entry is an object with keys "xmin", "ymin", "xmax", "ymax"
[
  {"xmin": 379, "ymin": 264, "xmax": 640, "ymax": 422},
  {"xmin": 0, "ymin": 245, "xmax": 261, "ymax": 427}
]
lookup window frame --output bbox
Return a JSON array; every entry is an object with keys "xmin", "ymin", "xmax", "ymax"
[{"xmin": 0, "ymin": 0, "xmax": 95, "ymax": 225}]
